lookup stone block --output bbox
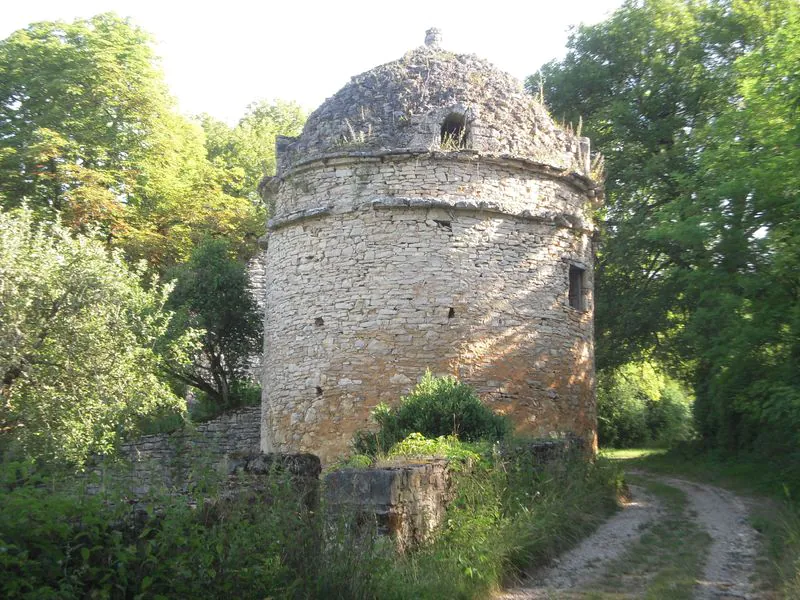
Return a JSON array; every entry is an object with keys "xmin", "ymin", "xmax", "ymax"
[{"xmin": 324, "ymin": 460, "xmax": 454, "ymax": 553}]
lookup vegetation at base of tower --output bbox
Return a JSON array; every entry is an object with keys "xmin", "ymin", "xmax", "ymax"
[
  {"xmin": 160, "ymin": 237, "xmax": 263, "ymax": 410},
  {"xmin": 0, "ymin": 207, "xmax": 185, "ymax": 466},
  {"xmin": 0, "ymin": 439, "xmax": 621, "ymax": 599},
  {"xmin": 532, "ymin": 0, "xmax": 800, "ymax": 460},
  {"xmin": 597, "ymin": 361, "xmax": 694, "ymax": 448},
  {"xmin": 352, "ymin": 371, "xmax": 511, "ymax": 455}
]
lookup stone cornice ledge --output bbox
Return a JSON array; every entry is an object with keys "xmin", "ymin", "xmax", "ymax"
[{"xmin": 267, "ymin": 196, "xmax": 594, "ymax": 234}]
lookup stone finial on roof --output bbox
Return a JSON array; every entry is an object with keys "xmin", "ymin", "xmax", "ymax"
[{"xmin": 425, "ymin": 28, "xmax": 442, "ymax": 48}]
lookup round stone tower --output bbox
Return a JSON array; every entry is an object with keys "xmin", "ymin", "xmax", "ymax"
[{"xmin": 259, "ymin": 33, "xmax": 603, "ymax": 462}]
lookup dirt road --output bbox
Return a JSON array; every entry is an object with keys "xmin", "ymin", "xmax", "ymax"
[{"xmin": 498, "ymin": 471, "xmax": 763, "ymax": 599}]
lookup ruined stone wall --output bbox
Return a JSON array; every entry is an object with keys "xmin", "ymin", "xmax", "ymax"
[
  {"xmin": 112, "ymin": 406, "xmax": 261, "ymax": 491},
  {"xmin": 325, "ymin": 460, "xmax": 454, "ymax": 553},
  {"xmin": 261, "ymin": 153, "xmax": 596, "ymax": 463}
]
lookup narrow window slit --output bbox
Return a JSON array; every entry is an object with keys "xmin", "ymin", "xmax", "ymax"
[
  {"xmin": 315, "ymin": 386, "xmax": 323, "ymax": 397},
  {"xmin": 448, "ymin": 307, "xmax": 455, "ymax": 319},
  {"xmin": 568, "ymin": 266, "xmax": 585, "ymax": 311}
]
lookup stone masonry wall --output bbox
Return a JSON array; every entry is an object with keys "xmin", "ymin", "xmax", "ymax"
[
  {"xmin": 261, "ymin": 154, "xmax": 596, "ymax": 463},
  {"xmin": 111, "ymin": 406, "xmax": 261, "ymax": 491},
  {"xmin": 325, "ymin": 460, "xmax": 454, "ymax": 553},
  {"xmin": 274, "ymin": 46, "xmax": 589, "ymax": 176}
]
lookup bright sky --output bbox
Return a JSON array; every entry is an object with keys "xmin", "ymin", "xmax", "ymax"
[{"xmin": 2, "ymin": 0, "xmax": 624, "ymax": 124}]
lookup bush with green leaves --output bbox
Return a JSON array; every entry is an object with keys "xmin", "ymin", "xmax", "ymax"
[
  {"xmin": 0, "ymin": 207, "xmax": 184, "ymax": 465},
  {"xmin": 598, "ymin": 361, "xmax": 694, "ymax": 448},
  {"xmin": 0, "ymin": 435, "xmax": 623, "ymax": 600},
  {"xmin": 0, "ymin": 460, "xmax": 316, "ymax": 599},
  {"xmin": 353, "ymin": 371, "xmax": 511, "ymax": 455},
  {"xmin": 161, "ymin": 237, "xmax": 262, "ymax": 410}
]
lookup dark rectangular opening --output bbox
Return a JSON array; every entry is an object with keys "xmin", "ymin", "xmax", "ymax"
[{"xmin": 569, "ymin": 266, "xmax": 585, "ymax": 311}]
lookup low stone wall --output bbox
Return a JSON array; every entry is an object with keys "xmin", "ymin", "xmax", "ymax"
[
  {"xmin": 323, "ymin": 438, "xmax": 579, "ymax": 552},
  {"xmin": 97, "ymin": 406, "xmax": 261, "ymax": 494},
  {"xmin": 325, "ymin": 459, "xmax": 454, "ymax": 553}
]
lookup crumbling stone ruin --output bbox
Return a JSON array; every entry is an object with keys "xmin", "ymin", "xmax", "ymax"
[{"xmin": 259, "ymin": 30, "xmax": 603, "ymax": 463}]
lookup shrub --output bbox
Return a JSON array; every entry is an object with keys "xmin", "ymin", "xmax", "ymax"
[
  {"xmin": 0, "ymin": 459, "xmax": 315, "ymax": 599},
  {"xmin": 0, "ymin": 437, "xmax": 623, "ymax": 600},
  {"xmin": 0, "ymin": 207, "xmax": 184, "ymax": 465},
  {"xmin": 353, "ymin": 371, "xmax": 511, "ymax": 455},
  {"xmin": 189, "ymin": 380, "xmax": 262, "ymax": 423},
  {"xmin": 598, "ymin": 361, "xmax": 694, "ymax": 448}
]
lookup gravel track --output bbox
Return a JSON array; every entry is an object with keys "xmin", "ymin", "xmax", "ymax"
[
  {"xmin": 498, "ymin": 472, "xmax": 763, "ymax": 599},
  {"xmin": 497, "ymin": 483, "xmax": 663, "ymax": 599},
  {"xmin": 661, "ymin": 476, "xmax": 760, "ymax": 599}
]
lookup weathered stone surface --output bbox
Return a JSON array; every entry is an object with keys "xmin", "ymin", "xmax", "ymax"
[
  {"xmin": 106, "ymin": 406, "xmax": 261, "ymax": 492},
  {"xmin": 325, "ymin": 460, "xmax": 454, "ymax": 552},
  {"xmin": 271, "ymin": 45, "xmax": 592, "ymax": 177},
  {"xmin": 259, "ymin": 36, "xmax": 602, "ymax": 463}
]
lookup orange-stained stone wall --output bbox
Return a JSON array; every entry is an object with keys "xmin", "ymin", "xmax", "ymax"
[{"xmin": 260, "ymin": 153, "xmax": 597, "ymax": 463}]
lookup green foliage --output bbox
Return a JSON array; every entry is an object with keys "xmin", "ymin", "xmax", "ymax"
[
  {"xmin": 161, "ymin": 238, "xmax": 262, "ymax": 409},
  {"xmin": 0, "ymin": 13, "xmax": 265, "ymax": 270},
  {"xmin": 188, "ymin": 380, "xmax": 262, "ymax": 423},
  {"xmin": 0, "ymin": 207, "xmax": 184, "ymax": 465},
  {"xmin": 385, "ymin": 433, "xmax": 486, "ymax": 467},
  {"xmin": 359, "ymin": 448, "xmax": 621, "ymax": 599},
  {"xmin": 199, "ymin": 100, "xmax": 306, "ymax": 203},
  {"xmin": 353, "ymin": 371, "xmax": 511, "ymax": 455},
  {"xmin": 0, "ymin": 439, "xmax": 621, "ymax": 600},
  {"xmin": 535, "ymin": 0, "xmax": 800, "ymax": 457},
  {"xmin": 0, "ymin": 460, "xmax": 315, "ymax": 599},
  {"xmin": 598, "ymin": 361, "xmax": 694, "ymax": 448},
  {"xmin": 0, "ymin": 13, "xmax": 167, "ymax": 232}
]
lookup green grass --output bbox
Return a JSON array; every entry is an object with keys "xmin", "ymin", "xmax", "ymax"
[
  {"xmin": 603, "ymin": 445, "xmax": 800, "ymax": 598},
  {"xmin": 600, "ymin": 448, "xmax": 667, "ymax": 461},
  {"xmin": 349, "ymin": 451, "xmax": 624, "ymax": 599},
  {"xmin": 588, "ymin": 475, "xmax": 711, "ymax": 600},
  {"xmin": 1, "ymin": 443, "xmax": 624, "ymax": 600},
  {"xmin": 603, "ymin": 445, "xmax": 799, "ymax": 501}
]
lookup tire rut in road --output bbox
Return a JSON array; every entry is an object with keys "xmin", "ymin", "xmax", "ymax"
[
  {"xmin": 499, "ymin": 472, "xmax": 763, "ymax": 599},
  {"xmin": 658, "ymin": 476, "xmax": 760, "ymax": 599},
  {"xmin": 497, "ymin": 483, "xmax": 663, "ymax": 599}
]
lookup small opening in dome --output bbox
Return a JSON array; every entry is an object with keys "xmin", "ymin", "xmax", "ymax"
[{"xmin": 441, "ymin": 113, "xmax": 468, "ymax": 149}]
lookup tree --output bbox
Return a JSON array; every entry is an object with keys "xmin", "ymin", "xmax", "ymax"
[
  {"xmin": 162, "ymin": 238, "xmax": 262, "ymax": 408},
  {"xmin": 0, "ymin": 13, "xmax": 265, "ymax": 270},
  {"xmin": 0, "ymin": 14, "xmax": 169, "ymax": 232},
  {"xmin": 534, "ymin": 0, "xmax": 800, "ymax": 452},
  {"xmin": 199, "ymin": 99, "xmax": 306, "ymax": 202},
  {"xmin": 0, "ymin": 207, "xmax": 184, "ymax": 465}
]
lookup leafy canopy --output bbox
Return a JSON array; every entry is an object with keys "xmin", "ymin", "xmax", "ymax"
[
  {"xmin": 161, "ymin": 237, "xmax": 263, "ymax": 408},
  {"xmin": 535, "ymin": 0, "xmax": 800, "ymax": 452},
  {"xmin": 0, "ymin": 13, "xmax": 273, "ymax": 270},
  {"xmin": 0, "ymin": 207, "xmax": 184, "ymax": 465}
]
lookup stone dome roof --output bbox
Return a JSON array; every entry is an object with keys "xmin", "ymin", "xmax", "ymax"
[{"xmin": 274, "ymin": 38, "xmax": 590, "ymax": 177}]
